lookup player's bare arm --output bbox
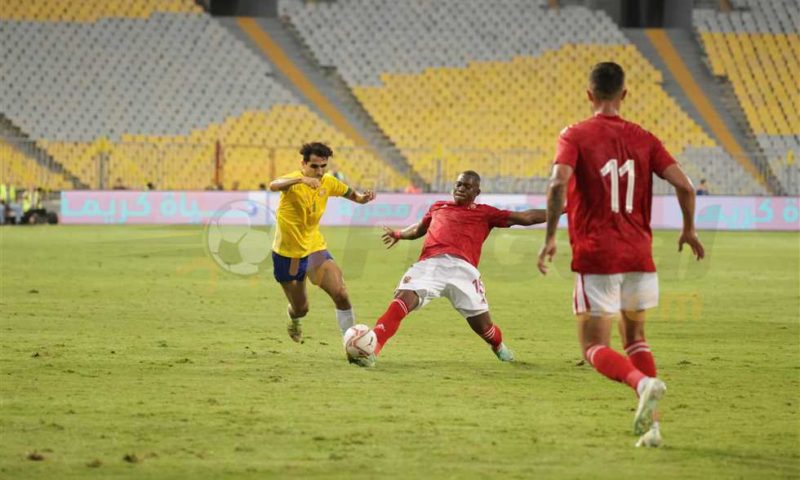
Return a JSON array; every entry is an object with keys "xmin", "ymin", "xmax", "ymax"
[
  {"xmin": 537, "ymin": 164, "xmax": 574, "ymax": 274},
  {"xmin": 345, "ymin": 188, "xmax": 376, "ymax": 205},
  {"xmin": 381, "ymin": 221, "xmax": 430, "ymax": 249},
  {"xmin": 269, "ymin": 176, "xmax": 320, "ymax": 191},
  {"xmin": 507, "ymin": 209, "xmax": 548, "ymax": 226},
  {"xmin": 661, "ymin": 164, "xmax": 705, "ymax": 260}
]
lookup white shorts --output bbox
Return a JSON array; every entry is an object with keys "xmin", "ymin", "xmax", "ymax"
[
  {"xmin": 396, "ymin": 254, "xmax": 489, "ymax": 318},
  {"xmin": 573, "ymin": 272, "xmax": 659, "ymax": 316}
]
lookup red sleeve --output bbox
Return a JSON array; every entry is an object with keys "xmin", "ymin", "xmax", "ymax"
[
  {"xmin": 485, "ymin": 205, "xmax": 512, "ymax": 228},
  {"xmin": 419, "ymin": 203, "xmax": 436, "ymax": 228},
  {"xmin": 554, "ymin": 126, "xmax": 579, "ymax": 168},
  {"xmin": 650, "ymin": 135, "xmax": 677, "ymax": 177}
]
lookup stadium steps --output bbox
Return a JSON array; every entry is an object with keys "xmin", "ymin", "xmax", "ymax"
[
  {"xmin": 215, "ymin": 16, "xmax": 322, "ymax": 120},
  {"xmin": 664, "ymin": 28, "xmax": 783, "ymax": 195},
  {"xmin": 228, "ymin": 17, "xmax": 423, "ymax": 187},
  {"xmin": 715, "ymin": 77, "xmax": 779, "ymax": 187},
  {"xmin": 280, "ymin": 16, "xmax": 427, "ymax": 189},
  {"xmin": 0, "ymin": 114, "xmax": 87, "ymax": 189},
  {"xmin": 234, "ymin": 17, "xmax": 369, "ymax": 146},
  {"xmin": 634, "ymin": 28, "xmax": 777, "ymax": 194},
  {"xmin": 624, "ymin": 28, "xmax": 723, "ymax": 147}
]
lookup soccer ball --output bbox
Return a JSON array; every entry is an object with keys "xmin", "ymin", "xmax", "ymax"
[
  {"xmin": 343, "ymin": 324, "xmax": 377, "ymax": 358},
  {"xmin": 205, "ymin": 200, "xmax": 272, "ymax": 276}
]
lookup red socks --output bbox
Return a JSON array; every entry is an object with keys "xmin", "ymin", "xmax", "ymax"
[
  {"xmin": 585, "ymin": 345, "xmax": 645, "ymax": 391},
  {"xmin": 373, "ymin": 299, "xmax": 409, "ymax": 354},
  {"xmin": 625, "ymin": 340, "xmax": 657, "ymax": 378},
  {"xmin": 480, "ymin": 324, "xmax": 504, "ymax": 351}
]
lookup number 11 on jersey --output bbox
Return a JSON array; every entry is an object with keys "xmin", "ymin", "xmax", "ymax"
[{"xmin": 600, "ymin": 159, "xmax": 635, "ymax": 213}]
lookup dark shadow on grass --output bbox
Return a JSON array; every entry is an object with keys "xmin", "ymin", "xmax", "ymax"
[
  {"xmin": 666, "ymin": 445, "xmax": 800, "ymax": 473},
  {"xmin": 358, "ymin": 358, "xmax": 541, "ymax": 376}
]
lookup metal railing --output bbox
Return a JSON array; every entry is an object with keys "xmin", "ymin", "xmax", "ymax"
[{"xmin": 1, "ymin": 137, "xmax": 796, "ymax": 195}]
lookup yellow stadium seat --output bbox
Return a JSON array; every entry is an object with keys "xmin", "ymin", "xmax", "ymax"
[
  {"xmin": 354, "ymin": 44, "xmax": 722, "ymax": 185},
  {"xmin": 0, "ymin": 0, "xmax": 201, "ymax": 22},
  {"xmin": 699, "ymin": 32, "xmax": 799, "ymax": 137}
]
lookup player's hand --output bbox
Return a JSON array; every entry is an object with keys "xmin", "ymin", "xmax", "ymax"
[
  {"xmin": 359, "ymin": 190, "xmax": 376, "ymax": 204},
  {"xmin": 301, "ymin": 177, "xmax": 321, "ymax": 189},
  {"xmin": 537, "ymin": 238, "xmax": 557, "ymax": 275},
  {"xmin": 381, "ymin": 226, "xmax": 400, "ymax": 249},
  {"xmin": 678, "ymin": 229, "xmax": 705, "ymax": 260}
]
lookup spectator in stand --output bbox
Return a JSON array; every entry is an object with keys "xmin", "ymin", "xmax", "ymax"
[
  {"xmin": 696, "ymin": 179, "xmax": 709, "ymax": 196},
  {"xmin": 404, "ymin": 180, "xmax": 422, "ymax": 194},
  {"xmin": 112, "ymin": 177, "xmax": 127, "ymax": 190}
]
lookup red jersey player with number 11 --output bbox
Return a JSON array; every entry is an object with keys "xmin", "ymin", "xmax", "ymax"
[
  {"xmin": 537, "ymin": 62, "xmax": 705, "ymax": 447},
  {"xmin": 349, "ymin": 170, "xmax": 549, "ymax": 367}
]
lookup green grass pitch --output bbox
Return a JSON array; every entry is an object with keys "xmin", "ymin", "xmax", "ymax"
[{"xmin": 1, "ymin": 225, "xmax": 798, "ymax": 479}]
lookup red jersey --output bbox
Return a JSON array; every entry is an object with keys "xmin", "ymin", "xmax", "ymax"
[
  {"xmin": 418, "ymin": 201, "xmax": 511, "ymax": 268},
  {"xmin": 555, "ymin": 114, "xmax": 676, "ymax": 274}
]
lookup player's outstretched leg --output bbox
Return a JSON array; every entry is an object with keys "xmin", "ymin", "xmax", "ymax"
[
  {"xmin": 372, "ymin": 291, "xmax": 418, "ymax": 356},
  {"xmin": 310, "ymin": 256, "xmax": 356, "ymax": 335},
  {"xmin": 580, "ymin": 314, "xmax": 665, "ymax": 435},
  {"xmin": 279, "ymin": 281, "xmax": 309, "ymax": 343},
  {"xmin": 620, "ymin": 310, "xmax": 657, "ymax": 377},
  {"xmin": 466, "ymin": 312, "xmax": 514, "ymax": 362},
  {"xmin": 584, "ymin": 343, "xmax": 666, "ymax": 434},
  {"xmin": 620, "ymin": 310, "xmax": 662, "ymax": 439}
]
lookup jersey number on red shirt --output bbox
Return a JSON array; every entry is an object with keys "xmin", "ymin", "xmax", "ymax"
[{"xmin": 600, "ymin": 158, "xmax": 635, "ymax": 213}]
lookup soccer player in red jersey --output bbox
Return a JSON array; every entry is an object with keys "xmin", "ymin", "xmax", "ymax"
[
  {"xmin": 352, "ymin": 170, "xmax": 548, "ymax": 367},
  {"xmin": 537, "ymin": 62, "xmax": 705, "ymax": 447}
]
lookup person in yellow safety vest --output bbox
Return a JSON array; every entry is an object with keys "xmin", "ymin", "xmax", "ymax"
[
  {"xmin": 0, "ymin": 183, "xmax": 15, "ymax": 203},
  {"xmin": 21, "ymin": 187, "xmax": 47, "ymax": 224},
  {"xmin": 24, "ymin": 187, "xmax": 42, "ymax": 211},
  {"xmin": 22, "ymin": 190, "xmax": 31, "ymax": 213},
  {"xmin": 0, "ymin": 182, "xmax": 23, "ymax": 225}
]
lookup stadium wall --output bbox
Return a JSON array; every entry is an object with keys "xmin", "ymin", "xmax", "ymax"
[{"xmin": 60, "ymin": 191, "xmax": 799, "ymax": 231}]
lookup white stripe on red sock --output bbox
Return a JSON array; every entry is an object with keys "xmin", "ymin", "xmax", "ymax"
[
  {"xmin": 391, "ymin": 298, "xmax": 408, "ymax": 315},
  {"xmin": 481, "ymin": 325, "xmax": 497, "ymax": 340},
  {"xmin": 585, "ymin": 345, "xmax": 605, "ymax": 365}
]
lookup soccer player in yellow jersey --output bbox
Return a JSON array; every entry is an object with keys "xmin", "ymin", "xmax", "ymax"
[{"xmin": 269, "ymin": 142, "xmax": 376, "ymax": 343}]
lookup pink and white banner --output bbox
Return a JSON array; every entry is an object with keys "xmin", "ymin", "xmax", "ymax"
[
  {"xmin": 60, "ymin": 191, "xmax": 267, "ymax": 225},
  {"xmin": 61, "ymin": 191, "xmax": 799, "ymax": 231}
]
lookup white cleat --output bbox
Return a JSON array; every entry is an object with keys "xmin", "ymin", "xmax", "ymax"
[
  {"xmin": 494, "ymin": 343, "xmax": 515, "ymax": 362},
  {"xmin": 635, "ymin": 425, "xmax": 663, "ymax": 448},
  {"xmin": 633, "ymin": 378, "xmax": 666, "ymax": 435}
]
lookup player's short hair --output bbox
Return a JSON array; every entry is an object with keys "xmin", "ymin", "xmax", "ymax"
[
  {"xmin": 589, "ymin": 62, "xmax": 625, "ymax": 100},
  {"xmin": 300, "ymin": 142, "xmax": 333, "ymax": 162},
  {"xmin": 459, "ymin": 170, "xmax": 481, "ymax": 184}
]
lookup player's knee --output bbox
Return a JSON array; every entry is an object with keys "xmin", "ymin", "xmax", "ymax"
[
  {"xmin": 470, "ymin": 319, "xmax": 492, "ymax": 335},
  {"xmin": 395, "ymin": 290, "xmax": 419, "ymax": 310},
  {"xmin": 331, "ymin": 286, "xmax": 350, "ymax": 307}
]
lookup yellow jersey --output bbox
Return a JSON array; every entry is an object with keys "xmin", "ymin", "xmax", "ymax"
[{"xmin": 272, "ymin": 171, "xmax": 350, "ymax": 257}]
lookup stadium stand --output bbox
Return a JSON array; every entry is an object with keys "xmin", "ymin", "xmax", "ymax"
[
  {"xmin": 280, "ymin": 0, "xmax": 767, "ymax": 194},
  {"xmin": 694, "ymin": 0, "xmax": 799, "ymax": 195},
  {"xmin": 0, "ymin": 0, "xmax": 203, "ymax": 22},
  {"xmin": 0, "ymin": 138, "xmax": 71, "ymax": 191},
  {"xmin": 0, "ymin": 0, "xmax": 402, "ymax": 191}
]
